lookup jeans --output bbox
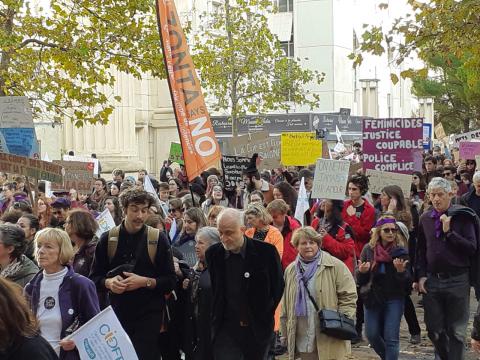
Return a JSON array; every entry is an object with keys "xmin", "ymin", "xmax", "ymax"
[
  {"xmin": 423, "ymin": 272, "xmax": 470, "ymax": 360},
  {"xmin": 213, "ymin": 325, "xmax": 270, "ymax": 360},
  {"xmin": 365, "ymin": 298, "xmax": 404, "ymax": 360}
]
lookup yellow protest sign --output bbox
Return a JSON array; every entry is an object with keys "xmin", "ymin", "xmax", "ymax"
[{"xmin": 281, "ymin": 132, "xmax": 322, "ymax": 166}]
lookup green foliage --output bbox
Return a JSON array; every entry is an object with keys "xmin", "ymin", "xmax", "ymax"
[
  {"xmin": 191, "ymin": 0, "xmax": 324, "ymax": 136},
  {"xmin": 351, "ymin": 0, "xmax": 480, "ymax": 132},
  {"xmin": 0, "ymin": 0, "xmax": 164, "ymax": 125}
]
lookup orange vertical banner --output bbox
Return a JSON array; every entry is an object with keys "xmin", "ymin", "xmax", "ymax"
[{"xmin": 155, "ymin": 0, "xmax": 222, "ymax": 181}]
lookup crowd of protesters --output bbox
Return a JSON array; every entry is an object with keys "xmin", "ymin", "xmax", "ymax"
[{"xmin": 2, "ymin": 144, "xmax": 480, "ymax": 360}]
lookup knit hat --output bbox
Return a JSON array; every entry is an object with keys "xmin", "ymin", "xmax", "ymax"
[
  {"xmin": 244, "ymin": 153, "xmax": 259, "ymax": 175},
  {"xmin": 396, "ymin": 221, "xmax": 410, "ymax": 242}
]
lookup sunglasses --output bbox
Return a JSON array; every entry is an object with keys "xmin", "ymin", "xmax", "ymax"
[
  {"xmin": 443, "ymin": 172, "xmax": 452, "ymax": 177},
  {"xmin": 382, "ymin": 228, "xmax": 398, "ymax": 234},
  {"xmin": 412, "ymin": 176, "xmax": 419, "ymax": 180}
]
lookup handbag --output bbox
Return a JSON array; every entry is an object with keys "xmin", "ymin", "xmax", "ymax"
[{"xmin": 300, "ymin": 272, "xmax": 357, "ymax": 340}]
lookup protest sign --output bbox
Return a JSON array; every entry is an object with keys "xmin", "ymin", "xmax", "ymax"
[
  {"xmin": 226, "ymin": 131, "xmax": 281, "ymax": 168},
  {"xmin": 362, "ymin": 118, "xmax": 423, "ymax": 174},
  {"xmin": 168, "ymin": 143, "xmax": 184, "ymax": 165},
  {"xmin": 68, "ymin": 306, "xmax": 138, "ymax": 360},
  {"xmin": 63, "ymin": 155, "xmax": 99, "ymax": 175},
  {"xmin": 175, "ymin": 240, "xmax": 197, "ymax": 267},
  {"xmin": 454, "ymin": 129, "xmax": 480, "ymax": 144},
  {"xmin": 0, "ymin": 152, "xmax": 62, "ymax": 182},
  {"xmin": 366, "ymin": 169, "xmax": 412, "ymax": 198},
  {"xmin": 221, "ymin": 155, "xmax": 250, "ymax": 191},
  {"xmin": 95, "ymin": 209, "xmax": 116, "ymax": 238},
  {"xmin": 0, "ymin": 96, "xmax": 40, "ymax": 158},
  {"xmin": 51, "ymin": 161, "xmax": 94, "ymax": 194},
  {"xmin": 423, "ymin": 123, "xmax": 432, "ymax": 150},
  {"xmin": 312, "ymin": 159, "xmax": 350, "ymax": 200},
  {"xmin": 434, "ymin": 123, "xmax": 446, "ymax": 140},
  {"xmin": 459, "ymin": 141, "xmax": 480, "ymax": 160},
  {"xmin": 281, "ymin": 132, "xmax": 322, "ymax": 166},
  {"xmin": 349, "ymin": 161, "xmax": 363, "ymax": 177}
]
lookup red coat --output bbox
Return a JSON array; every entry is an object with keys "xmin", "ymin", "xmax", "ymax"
[
  {"xmin": 342, "ymin": 199, "xmax": 375, "ymax": 258},
  {"xmin": 280, "ymin": 216, "xmax": 301, "ymax": 270},
  {"xmin": 311, "ymin": 219, "xmax": 356, "ymax": 273}
]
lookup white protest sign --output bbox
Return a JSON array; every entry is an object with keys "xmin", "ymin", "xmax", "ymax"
[
  {"xmin": 68, "ymin": 306, "xmax": 138, "ymax": 360},
  {"xmin": 63, "ymin": 154, "xmax": 99, "ymax": 175},
  {"xmin": 454, "ymin": 129, "xmax": 480, "ymax": 145},
  {"xmin": 312, "ymin": 159, "xmax": 350, "ymax": 200},
  {"xmin": 144, "ymin": 175, "xmax": 160, "ymax": 201},
  {"xmin": 366, "ymin": 169, "xmax": 412, "ymax": 198},
  {"xmin": 95, "ymin": 209, "xmax": 116, "ymax": 238}
]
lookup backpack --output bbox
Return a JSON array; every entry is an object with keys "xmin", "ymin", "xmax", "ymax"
[{"xmin": 107, "ymin": 225, "xmax": 160, "ymax": 265}]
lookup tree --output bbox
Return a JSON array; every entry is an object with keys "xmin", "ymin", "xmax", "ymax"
[
  {"xmin": 0, "ymin": 0, "xmax": 164, "ymax": 126},
  {"xmin": 412, "ymin": 54, "xmax": 480, "ymax": 133},
  {"xmin": 350, "ymin": 0, "xmax": 480, "ymax": 133},
  {"xmin": 191, "ymin": 0, "xmax": 324, "ymax": 136}
]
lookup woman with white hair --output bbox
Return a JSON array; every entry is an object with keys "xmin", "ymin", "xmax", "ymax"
[{"xmin": 182, "ymin": 227, "xmax": 220, "ymax": 360}]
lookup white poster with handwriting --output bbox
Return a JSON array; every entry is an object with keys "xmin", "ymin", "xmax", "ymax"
[{"xmin": 312, "ymin": 159, "xmax": 350, "ymax": 200}]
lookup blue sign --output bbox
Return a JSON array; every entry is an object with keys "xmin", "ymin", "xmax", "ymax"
[{"xmin": 423, "ymin": 123, "xmax": 432, "ymax": 150}]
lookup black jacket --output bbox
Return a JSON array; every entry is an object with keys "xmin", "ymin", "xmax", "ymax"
[{"xmin": 205, "ymin": 237, "xmax": 284, "ymax": 345}]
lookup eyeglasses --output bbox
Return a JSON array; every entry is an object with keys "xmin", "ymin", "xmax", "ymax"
[
  {"xmin": 168, "ymin": 208, "xmax": 176, "ymax": 213},
  {"xmin": 382, "ymin": 228, "xmax": 398, "ymax": 234}
]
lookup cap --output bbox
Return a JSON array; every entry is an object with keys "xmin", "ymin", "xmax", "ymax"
[{"xmin": 51, "ymin": 197, "xmax": 71, "ymax": 208}]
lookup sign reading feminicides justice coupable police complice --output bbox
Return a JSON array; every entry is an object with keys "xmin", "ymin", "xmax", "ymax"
[{"xmin": 362, "ymin": 118, "xmax": 424, "ymax": 174}]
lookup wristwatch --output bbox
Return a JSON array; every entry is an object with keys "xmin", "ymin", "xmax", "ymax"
[{"xmin": 146, "ymin": 278, "xmax": 152, "ymax": 288}]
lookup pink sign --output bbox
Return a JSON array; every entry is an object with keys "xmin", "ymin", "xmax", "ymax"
[
  {"xmin": 363, "ymin": 118, "xmax": 424, "ymax": 174},
  {"xmin": 459, "ymin": 141, "xmax": 480, "ymax": 160}
]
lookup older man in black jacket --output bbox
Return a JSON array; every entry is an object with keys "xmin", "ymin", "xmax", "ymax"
[{"xmin": 206, "ymin": 208, "xmax": 284, "ymax": 360}]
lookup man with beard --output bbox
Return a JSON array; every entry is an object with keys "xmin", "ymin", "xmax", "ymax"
[
  {"xmin": 242, "ymin": 153, "xmax": 274, "ymax": 207},
  {"xmin": 90, "ymin": 188, "xmax": 176, "ymax": 360},
  {"xmin": 206, "ymin": 208, "xmax": 284, "ymax": 359}
]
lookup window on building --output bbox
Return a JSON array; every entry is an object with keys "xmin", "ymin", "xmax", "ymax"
[{"xmin": 277, "ymin": 0, "xmax": 293, "ymax": 12}]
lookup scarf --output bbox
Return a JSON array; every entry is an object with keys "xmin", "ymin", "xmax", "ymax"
[
  {"xmin": 431, "ymin": 208, "xmax": 445, "ymax": 239},
  {"xmin": 0, "ymin": 256, "xmax": 23, "ymax": 279},
  {"xmin": 295, "ymin": 250, "xmax": 321, "ymax": 316},
  {"xmin": 372, "ymin": 242, "xmax": 394, "ymax": 273}
]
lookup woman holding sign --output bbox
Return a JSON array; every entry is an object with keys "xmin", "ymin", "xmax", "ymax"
[{"xmin": 25, "ymin": 228, "xmax": 100, "ymax": 360}]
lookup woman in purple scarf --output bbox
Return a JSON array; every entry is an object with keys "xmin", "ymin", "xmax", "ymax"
[
  {"xmin": 279, "ymin": 227, "xmax": 357, "ymax": 360},
  {"xmin": 357, "ymin": 214, "xmax": 411, "ymax": 360}
]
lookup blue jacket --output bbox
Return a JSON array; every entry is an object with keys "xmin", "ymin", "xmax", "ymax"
[{"xmin": 25, "ymin": 265, "xmax": 100, "ymax": 360}]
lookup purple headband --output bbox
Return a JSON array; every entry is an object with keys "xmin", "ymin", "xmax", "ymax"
[{"xmin": 375, "ymin": 218, "xmax": 396, "ymax": 227}]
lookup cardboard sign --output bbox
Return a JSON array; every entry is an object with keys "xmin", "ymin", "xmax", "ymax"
[
  {"xmin": 168, "ymin": 143, "xmax": 184, "ymax": 165},
  {"xmin": 68, "ymin": 306, "xmax": 138, "ymax": 360},
  {"xmin": 222, "ymin": 155, "xmax": 250, "ymax": 191},
  {"xmin": 63, "ymin": 155, "xmax": 99, "ymax": 175},
  {"xmin": 366, "ymin": 169, "xmax": 412, "ymax": 198},
  {"xmin": 281, "ymin": 132, "xmax": 322, "ymax": 166},
  {"xmin": 434, "ymin": 123, "xmax": 446, "ymax": 140},
  {"xmin": 363, "ymin": 118, "xmax": 423, "ymax": 174},
  {"xmin": 226, "ymin": 131, "xmax": 281, "ymax": 168},
  {"xmin": 454, "ymin": 129, "xmax": 480, "ymax": 144},
  {"xmin": 51, "ymin": 161, "xmax": 94, "ymax": 194},
  {"xmin": 312, "ymin": 159, "xmax": 350, "ymax": 200},
  {"xmin": 349, "ymin": 161, "xmax": 363, "ymax": 176},
  {"xmin": 459, "ymin": 141, "xmax": 480, "ymax": 160},
  {"xmin": 0, "ymin": 152, "xmax": 62, "ymax": 182}
]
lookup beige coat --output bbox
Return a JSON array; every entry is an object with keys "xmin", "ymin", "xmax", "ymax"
[{"xmin": 280, "ymin": 251, "xmax": 357, "ymax": 360}]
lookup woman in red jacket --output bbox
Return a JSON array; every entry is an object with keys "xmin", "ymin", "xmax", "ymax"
[
  {"xmin": 312, "ymin": 199, "xmax": 356, "ymax": 273},
  {"xmin": 266, "ymin": 199, "xmax": 300, "ymax": 270},
  {"xmin": 342, "ymin": 174, "xmax": 376, "ymax": 258},
  {"xmin": 341, "ymin": 174, "xmax": 376, "ymax": 343}
]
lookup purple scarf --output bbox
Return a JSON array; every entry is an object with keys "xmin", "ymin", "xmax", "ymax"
[
  {"xmin": 295, "ymin": 250, "xmax": 321, "ymax": 317},
  {"xmin": 431, "ymin": 209, "xmax": 445, "ymax": 238}
]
